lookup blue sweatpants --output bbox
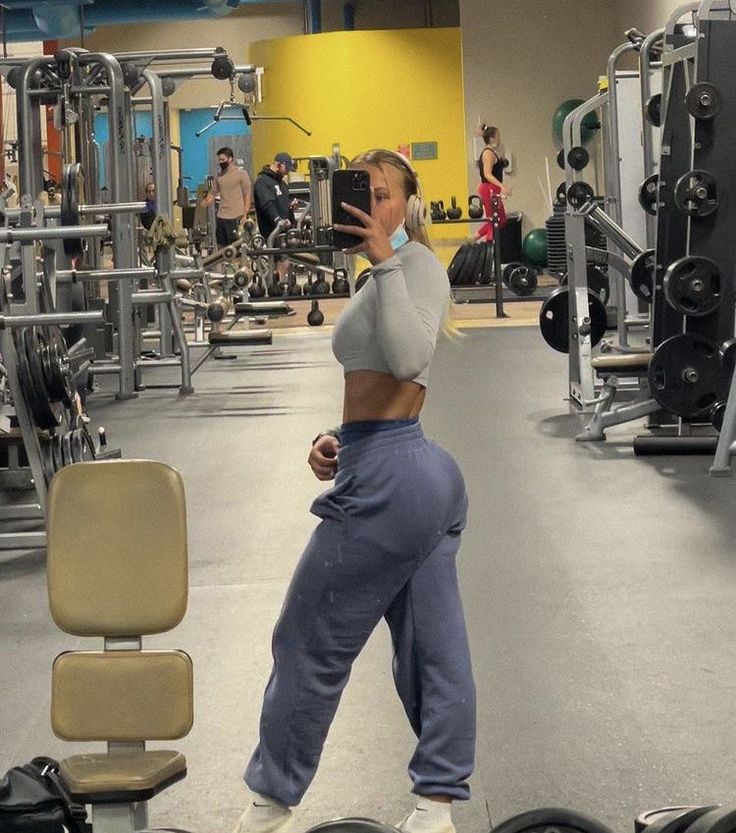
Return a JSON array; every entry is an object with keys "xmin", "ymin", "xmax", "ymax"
[{"xmin": 245, "ymin": 421, "xmax": 476, "ymax": 806}]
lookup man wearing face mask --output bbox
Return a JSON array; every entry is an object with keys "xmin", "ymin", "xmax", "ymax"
[{"xmin": 202, "ymin": 146, "xmax": 252, "ymax": 248}]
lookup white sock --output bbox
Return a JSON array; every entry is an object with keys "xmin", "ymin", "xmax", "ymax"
[
  {"xmin": 399, "ymin": 797, "xmax": 455, "ymax": 833},
  {"xmin": 232, "ymin": 792, "xmax": 291, "ymax": 833}
]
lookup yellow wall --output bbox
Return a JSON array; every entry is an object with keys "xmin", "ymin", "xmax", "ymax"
[{"xmin": 249, "ymin": 28, "xmax": 468, "ymax": 239}]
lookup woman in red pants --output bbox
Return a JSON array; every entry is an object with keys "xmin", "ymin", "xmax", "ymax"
[{"xmin": 475, "ymin": 125, "xmax": 511, "ymax": 242}]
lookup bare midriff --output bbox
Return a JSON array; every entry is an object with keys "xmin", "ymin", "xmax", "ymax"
[{"xmin": 343, "ymin": 370, "xmax": 426, "ymax": 422}]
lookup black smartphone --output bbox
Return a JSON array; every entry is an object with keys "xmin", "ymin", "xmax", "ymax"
[{"xmin": 331, "ymin": 169, "xmax": 371, "ymax": 249}]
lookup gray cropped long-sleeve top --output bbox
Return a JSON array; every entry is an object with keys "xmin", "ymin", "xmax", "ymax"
[{"xmin": 331, "ymin": 241, "xmax": 450, "ymax": 388}]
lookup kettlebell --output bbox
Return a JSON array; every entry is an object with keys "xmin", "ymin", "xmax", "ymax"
[
  {"xmin": 307, "ymin": 300, "xmax": 324, "ymax": 327},
  {"xmin": 430, "ymin": 201, "xmax": 442, "ymax": 222},
  {"xmin": 312, "ymin": 276, "xmax": 330, "ymax": 295},
  {"xmin": 249, "ymin": 278, "xmax": 266, "ymax": 299},
  {"xmin": 435, "ymin": 200, "xmax": 447, "ymax": 221},
  {"xmin": 468, "ymin": 196, "xmax": 483, "ymax": 219},
  {"xmin": 206, "ymin": 301, "xmax": 226, "ymax": 323},
  {"xmin": 447, "ymin": 196, "xmax": 462, "ymax": 221},
  {"xmin": 332, "ymin": 269, "xmax": 349, "ymax": 295}
]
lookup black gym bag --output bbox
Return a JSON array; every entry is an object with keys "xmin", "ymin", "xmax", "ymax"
[{"xmin": 0, "ymin": 757, "xmax": 89, "ymax": 833}]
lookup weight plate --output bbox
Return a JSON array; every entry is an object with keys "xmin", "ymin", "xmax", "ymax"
[
  {"xmin": 711, "ymin": 401, "xmax": 727, "ymax": 432},
  {"xmin": 447, "ymin": 244, "xmax": 472, "ymax": 286},
  {"xmin": 39, "ymin": 438, "xmax": 56, "ymax": 485},
  {"xmin": 719, "ymin": 338, "xmax": 736, "ymax": 375},
  {"xmin": 555, "ymin": 181, "xmax": 567, "ymax": 205},
  {"xmin": 663, "ymin": 256, "xmax": 721, "ymax": 317},
  {"xmin": 478, "ymin": 242, "xmax": 494, "ymax": 286},
  {"xmin": 490, "ymin": 807, "xmax": 616, "ymax": 833},
  {"xmin": 60, "ymin": 429, "xmax": 74, "ymax": 468},
  {"xmin": 648, "ymin": 333, "xmax": 729, "ymax": 419},
  {"xmin": 556, "ymin": 148, "xmax": 566, "ymax": 170},
  {"xmin": 683, "ymin": 805, "xmax": 736, "ymax": 833},
  {"xmin": 69, "ymin": 428, "xmax": 84, "ymax": 463},
  {"xmin": 639, "ymin": 807, "xmax": 718, "ymax": 833},
  {"xmin": 51, "ymin": 433, "xmax": 64, "ymax": 473},
  {"xmin": 20, "ymin": 328, "xmax": 62, "ymax": 430},
  {"xmin": 503, "ymin": 262, "xmax": 524, "ymax": 286},
  {"xmin": 567, "ymin": 181, "xmax": 594, "ymax": 208},
  {"xmin": 645, "ymin": 93, "xmax": 662, "ymax": 127},
  {"xmin": 635, "ymin": 811, "xmax": 691, "ymax": 833},
  {"xmin": 629, "ymin": 250, "xmax": 655, "ymax": 304},
  {"xmin": 508, "ymin": 265, "xmax": 538, "ymax": 296},
  {"xmin": 567, "ymin": 146, "xmax": 590, "ymax": 171},
  {"xmin": 60, "ymin": 162, "xmax": 86, "ymax": 258},
  {"xmin": 685, "ymin": 81, "xmax": 722, "ymax": 120},
  {"xmin": 41, "ymin": 326, "xmax": 74, "ymax": 407},
  {"xmin": 638, "ymin": 174, "xmax": 659, "ymax": 216},
  {"xmin": 674, "ymin": 170, "xmax": 718, "ymax": 218},
  {"xmin": 304, "ymin": 820, "xmax": 399, "ymax": 833},
  {"xmin": 539, "ymin": 286, "xmax": 607, "ymax": 353},
  {"xmin": 79, "ymin": 425, "xmax": 97, "ymax": 461}
]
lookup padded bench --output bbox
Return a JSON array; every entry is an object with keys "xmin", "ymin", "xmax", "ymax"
[
  {"xmin": 60, "ymin": 750, "xmax": 186, "ymax": 804},
  {"xmin": 234, "ymin": 301, "xmax": 296, "ymax": 317},
  {"xmin": 591, "ymin": 352, "xmax": 651, "ymax": 374},
  {"xmin": 208, "ymin": 330, "xmax": 272, "ymax": 346}
]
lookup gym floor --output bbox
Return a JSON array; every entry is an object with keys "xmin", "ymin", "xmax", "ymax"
[{"xmin": 2, "ymin": 323, "xmax": 736, "ymax": 833}]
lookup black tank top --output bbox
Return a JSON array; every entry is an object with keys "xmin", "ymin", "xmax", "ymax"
[{"xmin": 479, "ymin": 147, "xmax": 504, "ymax": 184}]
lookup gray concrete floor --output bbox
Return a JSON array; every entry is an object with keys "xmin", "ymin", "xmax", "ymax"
[{"xmin": 2, "ymin": 327, "xmax": 736, "ymax": 833}]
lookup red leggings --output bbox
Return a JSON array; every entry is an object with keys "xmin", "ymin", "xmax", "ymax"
[{"xmin": 477, "ymin": 181, "xmax": 507, "ymax": 242}]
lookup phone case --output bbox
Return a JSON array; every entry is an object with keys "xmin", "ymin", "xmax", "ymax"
[{"xmin": 331, "ymin": 170, "xmax": 371, "ymax": 249}]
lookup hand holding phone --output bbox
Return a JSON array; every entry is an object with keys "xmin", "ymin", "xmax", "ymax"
[{"xmin": 331, "ymin": 170, "xmax": 371, "ymax": 249}]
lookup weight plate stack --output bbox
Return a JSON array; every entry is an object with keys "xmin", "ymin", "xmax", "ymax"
[
  {"xmin": 545, "ymin": 205, "xmax": 567, "ymax": 276},
  {"xmin": 17, "ymin": 328, "xmax": 64, "ymax": 430},
  {"xmin": 648, "ymin": 333, "xmax": 730, "ymax": 419}
]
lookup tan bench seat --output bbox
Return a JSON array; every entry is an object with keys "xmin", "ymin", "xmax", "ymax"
[
  {"xmin": 61, "ymin": 750, "xmax": 186, "ymax": 803},
  {"xmin": 208, "ymin": 330, "xmax": 272, "ymax": 345},
  {"xmin": 591, "ymin": 352, "xmax": 651, "ymax": 374}
]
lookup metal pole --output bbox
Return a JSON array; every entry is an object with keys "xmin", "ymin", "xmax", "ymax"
[
  {"xmin": 79, "ymin": 53, "xmax": 137, "ymax": 400},
  {"xmin": 640, "ymin": 28, "xmax": 665, "ymax": 249},
  {"xmin": 142, "ymin": 68, "xmax": 193, "ymax": 394}
]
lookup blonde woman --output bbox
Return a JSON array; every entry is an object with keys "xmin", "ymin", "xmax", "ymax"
[{"xmin": 234, "ymin": 150, "xmax": 475, "ymax": 833}]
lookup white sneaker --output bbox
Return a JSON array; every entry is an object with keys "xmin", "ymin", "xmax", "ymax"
[
  {"xmin": 397, "ymin": 798, "xmax": 455, "ymax": 833},
  {"xmin": 231, "ymin": 794, "xmax": 292, "ymax": 833}
]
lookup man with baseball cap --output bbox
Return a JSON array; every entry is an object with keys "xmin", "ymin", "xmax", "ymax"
[{"xmin": 253, "ymin": 152, "xmax": 298, "ymax": 283}]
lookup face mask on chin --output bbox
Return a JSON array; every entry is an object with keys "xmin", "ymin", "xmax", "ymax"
[
  {"xmin": 389, "ymin": 221, "xmax": 409, "ymax": 251},
  {"xmin": 219, "ymin": 161, "xmax": 229, "ymax": 172}
]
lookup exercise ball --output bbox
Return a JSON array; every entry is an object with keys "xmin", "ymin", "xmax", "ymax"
[
  {"xmin": 552, "ymin": 99, "xmax": 599, "ymax": 145},
  {"xmin": 522, "ymin": 228, "xmax": 548, "ymax": 268}
]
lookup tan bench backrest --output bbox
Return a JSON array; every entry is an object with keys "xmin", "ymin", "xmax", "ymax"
[{"xmin": 47, "ymin": 460, "xmax": 188, "ymax": 637}]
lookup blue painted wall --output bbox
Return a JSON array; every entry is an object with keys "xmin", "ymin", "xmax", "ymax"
[
  {"xmin": 93, "ymin": 111, "xmax": 153, "ymax": 190},
  {"xmin": 178, "ymin": 108, "xmax": 250, "ymax": 191}
]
